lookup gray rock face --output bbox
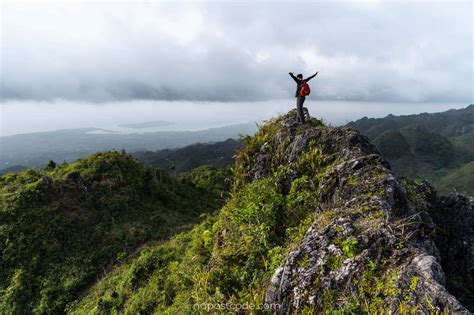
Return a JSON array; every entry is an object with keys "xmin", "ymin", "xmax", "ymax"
[
  {"xmin": 258, "ymin": 110, "xmax": 471, "ymax": 313},
  {"xmin": 430, "ymin": 194, "xmax": 474, "ymax": 310}
]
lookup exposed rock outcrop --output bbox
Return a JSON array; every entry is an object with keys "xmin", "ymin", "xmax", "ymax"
[
  {"xmin": 251, "ymin": 110, "xmax": 472, "ymax": 313},
  {"xmin": 431, "ymin": 194, "xmax": 474, "ymax": 310},
  {"xmin": 66, "ymin": 109, "xmax": 473, "ymax": 314}
]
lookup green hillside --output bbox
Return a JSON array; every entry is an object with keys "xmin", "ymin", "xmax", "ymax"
[
  {"xmin": 348, "ymin": 105, "xmax": 474, "ymax": 194},
  {"xmin": 435, "ymin": 161, "xmax": 474, "ymax": 196},
  {"xmin": 371, "ymin": 129, "xmax": 410, "ymax": 159},
  {"xmin": 70, "ymin": 116, "xmax": 328, "ymax": 313},
  {"xmin": 452, "ymin": 130, "xmax": 474, "ymax": 155},
  {"xmin": 347, "ymin": 104, "xmax": 474, "ymax": 139},
  {"xmin": 69, "ymin": 111, "xmax": 472, "ymax": 313},
  {"xmin": 2, "ymin": 111, "xmax": 472, "ymax": 313},
  {"xmin": 0, "ymin": 152, "xmax": 228, "ymax": 313}
]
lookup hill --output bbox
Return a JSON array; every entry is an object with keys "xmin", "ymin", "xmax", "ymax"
[
  {"xmin": 69, "ymin": 110, "xmax": 473, "ymax": 313},
  {"xmin": 133, "ymin": 138, "xmax": 241, "ymax": 173},
  {"xmin": 347, "ymin": 105, "xmax": 474, "ymax": 194},
  {"xmin": 436, "ymin": 161, "xmax": 474, "ymax": 196},
  {"xmin": 0, "ymin": 152, "xmax": 230, "ymax": 313},
  {"xmin": 347, "ymin": 104, "xmax": 474, "ymax": 139},
  {"xmin": 0, "ymin": 165, "xmax": 27, "ymax": 177}
]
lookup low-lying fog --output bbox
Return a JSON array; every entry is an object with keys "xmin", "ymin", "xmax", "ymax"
[{"xmin": 0, "ymin": 99, "xmax": 469, "ymax": 137}]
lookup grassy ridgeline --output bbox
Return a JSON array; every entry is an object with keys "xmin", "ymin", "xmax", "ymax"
[
  {"xmin": 70, "ymin": 113, "xmax": 351, "ymax": 313},
  {"xmin": 70, "ymin": 111, "xmax": 471, "ymax": 314},
  {"xmin": 70, "ymin": 115, "xmax": 325, "ymax": 314},
  {"xmin": 3, "ymin": 110, "xmax": 471, "ymax": 314},
  {"xmin": 0, "ymin": 152, "xmax": 227, "ymax": 313}
]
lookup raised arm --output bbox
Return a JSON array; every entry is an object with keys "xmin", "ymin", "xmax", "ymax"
[
  {"xmin": 289, "ymin": 72, "xmax": 299, "ymax": 83},
  {"xmin": 305, "ymin": 71, "xmax": 318, "ymax": 82}
]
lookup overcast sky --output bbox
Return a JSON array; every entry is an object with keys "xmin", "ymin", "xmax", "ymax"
[{"xmin": 1, "ymin": 0, "xmax": 473, "ymax": 103}]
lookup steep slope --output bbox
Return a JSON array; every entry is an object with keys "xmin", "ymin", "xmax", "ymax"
[
  {"xmin": 452, "ymin": 129, "xmax": 474, "ymax": 155},
  {"xmin": 398, "ymin": 125, "xmax": 455, "ymax": 168},
  {"xmin": 0, "ymin": 152, "xmax": 228, "ymax": 313},
  {"xmin": 372, "ymin": 129, "xmax": 411, "ymax": 159},
  {"xmin": 430, "ymin": 194, "xmax": 474, "ymax": 310},
  {"xmin": 435, "ymin": 161, "xmax": 474, "ymax": 196},
  {"xmin": 72, "ymin": 110, "xmax": 472, "ymax": 313}
]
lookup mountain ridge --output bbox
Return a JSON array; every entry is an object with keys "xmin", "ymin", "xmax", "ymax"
[
  {"xmin": 347, "ymin": 105, "xmax": 474, "ymax": 195},
  {"xmin": 68, "ymin": 110, "xmax": 473, "ymax": 313},
  {"xmin": 1, "ymin": 109, "xmax": 472, "ymax": 313},
  {"xmin": 0, "ymin": 151, "xmax": 229, "ymax": 313},
  {"xmin": 348, "ymin": 104, "xmax": 473, "ymax": 139}
]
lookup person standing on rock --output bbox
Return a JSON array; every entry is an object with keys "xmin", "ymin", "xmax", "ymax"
[{"xmin": 289, "ymin": 71, "xmax": 318, "ymax": 123}]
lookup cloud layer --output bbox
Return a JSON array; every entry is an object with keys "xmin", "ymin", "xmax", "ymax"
[{"xmin": 1, "ymin": 1, "xmax": 472, "ymax": 102}]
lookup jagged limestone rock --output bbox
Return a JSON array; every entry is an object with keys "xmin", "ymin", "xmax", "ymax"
[
  {"xmin": 68, "ymin": 110, "xmax": 473, "ymax": 314},
  {"xmin": 430, "ymin": 194, "xmax": 474, "ymax": 310},
  {"xmin": 253, "ymin": 110, "xmax": 471, "ymax": 313}
]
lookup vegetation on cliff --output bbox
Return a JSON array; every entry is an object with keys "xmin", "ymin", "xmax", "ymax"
[
  {"xmin": 71, "ymin": 110, "xmax": 472, "ymax": 313},
  {"xmin": 0, "ymin": 152, "xmax": 227, "ymax": 313},
  {"xmin": 2, "ymin": 110, "xmax": 472, "ymax": 314},
  {"xmin": 70, "ymin": 113, "xmax": 326, "ymax": 313}
]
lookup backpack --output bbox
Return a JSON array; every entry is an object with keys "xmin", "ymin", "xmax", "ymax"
[{"xmin": 299, "ymin": 80, "xmax": 311, "ymax": 96}]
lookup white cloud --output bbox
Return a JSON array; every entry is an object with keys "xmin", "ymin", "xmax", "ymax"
[{"xmin": 1, "ymin": 1, "xmax": 472, "ymax": 102}]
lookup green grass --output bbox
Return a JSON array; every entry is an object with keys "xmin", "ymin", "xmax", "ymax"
[
  {"xmin": 2, "ymin": 109, "xmax": 454, "ymax": 313},
  {"xmin": 0, "ymin": 151, "xmax": 225, "ymax": 313},
  {"xmin": 451, "ymin": 130, "xmax": 474, "ymax": 155},
  {"xmin": 71, "ymin": 111, "xmax": 404, "ymax": 314},
  {"xmin": 71, "ymin": 113, "xmax": 332, "ymax": 313}
]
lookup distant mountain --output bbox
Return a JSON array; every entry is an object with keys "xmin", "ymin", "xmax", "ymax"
[
  {"xmin": 371, "ymin": 124, "xmax": 458, "ymax": 174},
  {"xmin": 0, "ymin": 165, "xmax": 27, "ymax": 176},
  {"xmin": 348, "ymin": 104, "xmax": 474, "ymax": 139},
  {"xmin": 347, "ymin": 104, "xmax": 474, "ymax": 194},
  {"xmin": 133, "ymin": 138, "xmax": 241, "ymax": 173},
  {"xmin": 0, "ymin": 123, "xmax": 257, "ymax": 170}
]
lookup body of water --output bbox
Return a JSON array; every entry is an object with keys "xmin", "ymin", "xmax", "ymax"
[{"xmin": 0, "ymin": 99, "xmax": 470, "ymax": 137}]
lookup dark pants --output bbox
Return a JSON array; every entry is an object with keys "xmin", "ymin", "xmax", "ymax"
[{"xmin": 296, "ymin": 96, "xmax": 306, "ymax": 123}]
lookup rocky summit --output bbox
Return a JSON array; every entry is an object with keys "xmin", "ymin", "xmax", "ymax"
[
  {"xmin": 74, "ymin": 110, "xmax": 473, "ymax": 314},
  {"xmin": 3, "ymin": 110, "xmax": 472, "ymax": 314},
  {"xmin": 257, "ymin": 111, "xmax": 473, "ymax": 313}
]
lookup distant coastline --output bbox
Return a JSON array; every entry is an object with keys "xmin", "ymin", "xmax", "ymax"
[{"xmin": 118, "ymin": 121, "xmax": 175, "ymax": 129}]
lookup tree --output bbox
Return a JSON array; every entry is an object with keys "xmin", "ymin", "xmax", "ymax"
[{"xmin": 46, "ymin": 160, "xmax": 56, "ymax": 171}]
